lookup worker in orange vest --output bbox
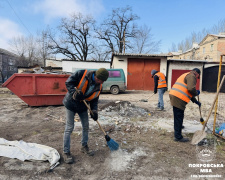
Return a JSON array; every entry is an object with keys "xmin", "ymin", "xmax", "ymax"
[
  {"xmin": 169, "ymin": 68, "xmax": 201, "ymax": 142},
  {"xmin": 151, "ymin": 69, "xmax": 167, "ymax": 111},
  {"xmin": 63, "ymin": 68, "xmax": 109, "ymax": 164}
]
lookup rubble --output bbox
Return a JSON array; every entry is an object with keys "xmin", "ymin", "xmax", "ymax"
[{"xmin": 100, "ymin": 101, "xmax": 149, "ymax": 117}]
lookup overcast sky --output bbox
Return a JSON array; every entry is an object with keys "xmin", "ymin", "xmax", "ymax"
[{"xmin": 1, "ymin": 0, "xmax": 225, "ymax": 53}]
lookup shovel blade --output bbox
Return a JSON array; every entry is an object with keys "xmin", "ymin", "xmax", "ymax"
[{"xmin": 191, "ymin": 130, "xmax": 207, "ymax": 145}]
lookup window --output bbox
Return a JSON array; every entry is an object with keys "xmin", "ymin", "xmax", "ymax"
[
  {"xmin": 8, "ymin": 66, "xmax": 14, "ymax": 71},
  {"xmin": 203, "ymin": 47, "xmax": 205, "ymax": 54},
  {"xmin": 196, "ymin": 52, "xmax": 199, "ymax": 58},
  {"xmin": 109, "ymin": 71, "xmax": 121, "ymax": 78},
  {"xmin": 210, "ymin": 44, "xmax": 214, "ymax": 52},
  {"xmin": 8, "ymin": 58, "xmax": 14, "ymax": 65}
]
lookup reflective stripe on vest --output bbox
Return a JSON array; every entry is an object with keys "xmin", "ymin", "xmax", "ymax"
[
  {"xmin": 169, "ymin": 72, "xmax": 193, "ymax": 103},
  {"xmin": 77, "ymin": 70, "xmax": 88, "ymax": 94},
  {"xmin": 77, "ymin": 70, "xmax": 102, "ymax": 101},
  {"xmin": 155, "ymin": 72, "xmax": 167, "ymax": 88},
  {"xmin": 85, "ymin": 84, "xmax": 102, "ymax": 101}
]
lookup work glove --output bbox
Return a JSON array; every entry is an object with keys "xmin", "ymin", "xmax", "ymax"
[
  {"xmin": 200, "ymin": 118, "xmax": 205, "ymax": 125},
  {"xmin": 72, "ymin": 90, "xmax": 85, "ymax": 101},
  {"xmin": 91, "ymin": 110, "xmax": 98, "ymax": 121},
  {"xmin": 196, "ymin": 90, "xmax": 200, "ymax": 95},
  {"xmin": 195, "ymin": 101, "xmax": 201, "ymax": 107},
  {"xmin": 154, "ymin": 90, "xmax": 157, "ymax": 94}
]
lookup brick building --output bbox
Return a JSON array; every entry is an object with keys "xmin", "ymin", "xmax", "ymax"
[{"xmin": 169, "ymin": 33, "xmax": 225, "ymax": 62}]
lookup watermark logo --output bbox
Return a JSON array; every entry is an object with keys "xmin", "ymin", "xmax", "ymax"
[
  {"xmin": 195, "ymin": 138, "xmax": 216, "ymax": 162},
  {"xmin": 189, "ymin": 138, "xmax": 223, "ymax": 178}
]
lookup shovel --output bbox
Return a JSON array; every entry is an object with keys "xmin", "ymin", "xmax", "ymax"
[
  {"xmin": 74, "ymin": 88, "xmax": 119, "ymax": 151},
  {"xmin": 197, "ymin": 95, "xmax": 210, "ymax": 130},
  {"xmin": 140, "ymin": 93, "xmax": 155, "ymax": 102},
  {"xmin": 82, "ymin": 100, "xmax": 119, "ymax": 151},
  {"xmin": 191, "ymin": 75, "xmax": 225, "ymax": 145},
  {"xmin": 197, "ymin": 96, "xmax": 205, "ymax": 125}
]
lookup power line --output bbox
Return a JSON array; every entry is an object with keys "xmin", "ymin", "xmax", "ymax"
[{"xmin": 5, "ymin": 0, "xmax": 32, "ymax": 36}]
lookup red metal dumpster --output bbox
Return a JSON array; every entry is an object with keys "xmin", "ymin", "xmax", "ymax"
[{"xmin": 2, "ymin": 73, "xmax": 70, "ymax": 106}]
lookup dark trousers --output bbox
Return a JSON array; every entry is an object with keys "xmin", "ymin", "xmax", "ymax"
[{"xmin": 173, "ymin": 106, "xmax": 184, "ymax": 139}]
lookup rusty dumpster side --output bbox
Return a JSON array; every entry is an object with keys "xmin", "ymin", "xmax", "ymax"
[{"xmin": 2, "ymin": 73, "xmax": 70, "ymax": 106}]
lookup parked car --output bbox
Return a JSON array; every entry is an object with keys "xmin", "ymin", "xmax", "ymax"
[
  {"xmin": 102, "ymin": 69, "xmax": 126, "ymax": 94},
  {"xmin": 73, "ymin": 68, "xmax": 126, "ymax": 94}
]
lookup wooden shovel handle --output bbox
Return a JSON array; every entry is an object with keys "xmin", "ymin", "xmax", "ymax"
[
  {"xmin": 202, "ymin": 75, "xmax": 225, "ymax": 130},
  {"xmin": 147, "ymin": 93, "xmax": 155, "ymax": 100},
  {"xmin": 82, "ymin": 100, "xmax": 107, "ymax": 136},
  {"xmin": 74, "ymin": 87, "xmax": 107, "ymax": 136}
]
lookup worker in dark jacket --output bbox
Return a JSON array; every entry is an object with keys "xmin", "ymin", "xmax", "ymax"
[
  {"xmin": 151, "ymin": 69, "xmax": 167, "ymax": 111},
  {"xmin": 169, "ymin": 68, "xmax": 201, "ymax": 142},
  {"xmin": 63, "ymin": 68, "xmax": 109, "ymax": 164}
]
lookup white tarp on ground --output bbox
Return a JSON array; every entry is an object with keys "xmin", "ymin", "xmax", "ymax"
[{"xmin": 0, "ymin": 138, "xmax": 60, "ymax": 168}]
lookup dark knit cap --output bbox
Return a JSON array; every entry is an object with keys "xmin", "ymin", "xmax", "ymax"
[
  {"xmin": 96, "ymin": 68, "xmax": 109, "ymax": 81},
  {"xmin": 192, "ymin": 68, "xmax": 201, "ymax": 75}
]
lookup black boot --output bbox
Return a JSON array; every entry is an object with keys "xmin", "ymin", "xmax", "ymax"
[
  {"xmin": 63, "ymin": 152, "xmax": 74, "ymax": 164},
  {"xmin": 174, "ymin": 137, "xmax": 189, "ymax": 142},
  {"xmin": 81, "ymin": 145, "xmax": 95, "ymax": 156}
]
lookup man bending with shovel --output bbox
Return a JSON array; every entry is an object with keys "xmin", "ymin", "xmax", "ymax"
[
  {"xmin": 63, "ymin": 68, "xmax": 109, "ymax": 164},
  {"xmin": 169, "ymin": 68, "xmax": 201, "ymax": 142}
]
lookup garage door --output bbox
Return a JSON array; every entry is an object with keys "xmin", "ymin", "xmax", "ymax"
[
  {"xmin": 202, "ymin": 66, "xmax": 225, "ymax": 92},
  {"xmin": 171, "ymin": 70, "xmax": 200, "ymax": 89},
  {"xmin": 127, "ymin": 59, "xmax": 160, "ymax": 90}
]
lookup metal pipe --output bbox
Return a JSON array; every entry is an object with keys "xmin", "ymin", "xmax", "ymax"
[{"xmin": 213, "ymin": 55, "xmax": 224, "ymax": 133}]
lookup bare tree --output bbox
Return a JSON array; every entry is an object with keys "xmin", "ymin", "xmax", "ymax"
[
  {"xmin": 168, "ymin": 43, "xmax": 177, "ymax": 52},
  {"xmin": 169, "ymin": 18, "xmax": 225, "ymax": 52},
  {"xmin": 26, "ymin": 35, "xmax": 37, "ymax": 64},
  {"xmin": 36, "ymin": 29, "xmax": 53, "ymax": 66},
  {"xmin": 90, "ymin": 43, "xmax": 111, "ymax": 61},
  {"xmin": 184, "ymin": 37, "xmax": 191, "ymax": 50},
  {"xmin": 95, "ymin": 6, "xmax": 139, "ymax": 53},
  {"xmin": 132, "ymin": 25, "xmax": 161, "ymax": 54},
  {"xmin": 9, "ymin": 35, "xmax": 37, "ymax": 66},
  {"xmin": 210, "ymin": 19, "xmax": 225, "ymax": 34},
  {"xmin": 177, "ymin": 41, "xmax": 185, "ymax": 52},
  {"xmin": 10, "ymin": 36, "xmax": 26, "ymax": 57},
  {"xmin": 48, "ymin": 13, "xmax": 95, "ymax": 61}
]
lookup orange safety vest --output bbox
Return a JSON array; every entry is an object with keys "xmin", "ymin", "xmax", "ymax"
[
  {"xmin": 169, "ymin": 72, "xmax": 193, "ymax": 103},
  {"xmin": 155, "ymin": 72, "xmax": 167, "ymax": 88},
  {"xmin": 76, "ymin": 70, "xmax": 102, "ymax": 101}
]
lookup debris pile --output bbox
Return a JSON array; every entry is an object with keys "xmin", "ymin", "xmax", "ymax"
[
  {"xmin": 100, "ymin": 101, "xmax": 149, "ymax": 117},
  {"xmin": 98, "ymin": 101, "xmax": 150, "ymax": 126}
]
